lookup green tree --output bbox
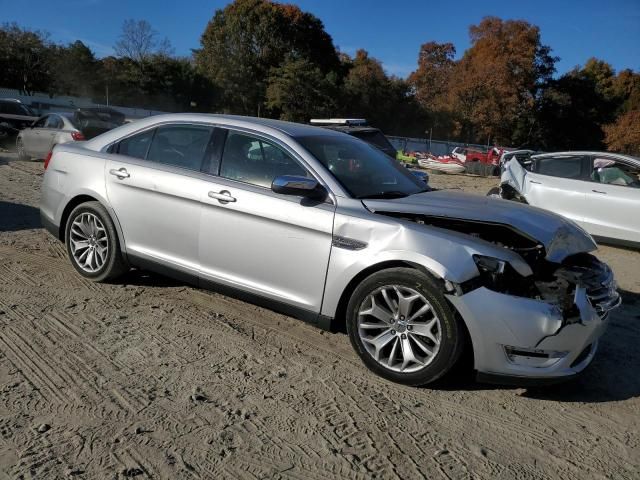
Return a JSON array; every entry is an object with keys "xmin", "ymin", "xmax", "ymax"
[
  {"xmin": 266, "ymin": 57, "xmax": 336, "ymax": 121},
  {"xmin": 195, "ymin": 0, "xmax": 339, "ymax": 115},
  {"xmin": 49, "ymin": 41, "xmax": 99, "ymax": 97},
  {"xmin": 0, "ymin": 23, "xmax": 53, "ymax": 94}
]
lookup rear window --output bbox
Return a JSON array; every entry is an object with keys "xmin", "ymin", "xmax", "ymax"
[{"xmin": 350, "ymin": 130, "xmax": 395, "ymax": 152}]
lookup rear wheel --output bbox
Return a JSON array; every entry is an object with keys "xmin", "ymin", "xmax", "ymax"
[
  {"xmin": 16, "ymin": 137, "xmax": 28, "ymax": 161},
  {"xmin": 65, "ymin": 201, "xmax": 128, "ymax": 282},
  {"xmin": 346, "ymin": 268, "xmax": 465, "ymax": 386}
]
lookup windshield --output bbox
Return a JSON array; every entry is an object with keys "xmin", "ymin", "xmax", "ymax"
[{"xmin": 297, "ymin": 134, "xmax": 426, "ymax": 198}]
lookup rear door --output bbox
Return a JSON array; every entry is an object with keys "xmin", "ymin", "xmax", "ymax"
[
  {"xmin": 524, "ymin": 154, "xmax": 590, "ymax": 226},
  {"xmin": 105, "ymin": 123, "xmax": 216, "ymax": 277},
  {"xmin": 41, "ymin": 115, "xmax": 63, "ymax": 153},
  {"xmin": 198, "ymin": 128, "xmax": 335, "ymax": 314},
  {"xmin": 583, "ymin": 157, "xmax": 640, "ymax": 243}
]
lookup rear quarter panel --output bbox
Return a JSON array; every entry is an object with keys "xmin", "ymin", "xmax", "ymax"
[{"xmin": 40, "ymin": 145, "xmax": 109, "ymax": 234}]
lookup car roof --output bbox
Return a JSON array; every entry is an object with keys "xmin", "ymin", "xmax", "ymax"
[
  {"xmin": 531, "ymin": 151, "xmax": 640, "ymax": 163},
  {"xmin": 84, "ymin": 113, "xmax": 346, "ymax": 151},
  {"xmin": 316, "ymin": 125, "xmax": 381, "ymax": 134}
]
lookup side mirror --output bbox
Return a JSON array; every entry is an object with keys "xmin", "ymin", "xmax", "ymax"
[{"xmin": 271, "ymin": 175, "xmax": 324, "ymax": 198}]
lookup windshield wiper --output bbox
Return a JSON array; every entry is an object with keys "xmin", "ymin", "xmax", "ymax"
[{"xmin": 357, "ymin": 191, "xmax": 410, "ymax": 199}]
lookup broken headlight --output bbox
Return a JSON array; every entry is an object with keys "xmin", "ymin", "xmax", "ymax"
[{"xmin": 470, "ymin": 254, "xmax": 534, "ymax": 296}]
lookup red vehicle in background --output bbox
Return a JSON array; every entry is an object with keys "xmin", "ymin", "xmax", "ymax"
[{"xmin": 452, "ymin": 146, "xmax": 506, "ymax": 175}]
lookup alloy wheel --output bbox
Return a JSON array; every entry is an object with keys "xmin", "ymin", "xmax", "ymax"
[
  {"xmin": 69, "ymin": 212, "xmax": 109, "ymax": 273},
  {"xmin": 357, "ymin": 285, "xmax": 441, "ymax": 373}
]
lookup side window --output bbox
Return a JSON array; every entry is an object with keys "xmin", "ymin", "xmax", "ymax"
[
  {"xmin": 117, "ymin": 129, "xmax": 155, "ymax": 159},
  {"xmin": 535, "ymin": 156, "xmax": 584, "ymax": 179},
  {"xmin": 591, "ymin": 158, "xmax": 640, "ymax": 188},
  {"xmin": 45, "ymin": 116, "xmax": 61, "ymax": 129},
  {"xmin": 146, "ymin": 124, "xmax": 213, "ymax": 171},
  {"xmin": 220, "ymin": 131, "xmax": 309, "ymax": 188},
  {"xmin": 33, "ymin": 117, "xmax": 47, "ymax": 128}
]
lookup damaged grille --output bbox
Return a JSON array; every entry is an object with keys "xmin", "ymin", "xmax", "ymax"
[{"xmin": 553, "ymin": 254, "xmax": 621, "ymax": 316}]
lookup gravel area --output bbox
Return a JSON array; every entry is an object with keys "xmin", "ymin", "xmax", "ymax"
[{"xmin": 0, "ymin": 154, "xmax": 638, "ymax": 479}]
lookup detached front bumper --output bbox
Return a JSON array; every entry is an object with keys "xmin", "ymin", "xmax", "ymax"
[{"xmin": 446, "ymin": 269, "xmax": 620, "ymax": 384}]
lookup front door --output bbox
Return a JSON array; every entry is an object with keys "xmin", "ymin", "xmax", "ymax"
[
  {"xmin": 525, "ymin": 154, "xmax": 590, "ymax": 226},
  {"xmin": 198, "ymin": 129, "xmax": 335, "ymax": 314},
  {"xmin": 105, "ymin": 123, "xmax": 216, "ymax": 276}
]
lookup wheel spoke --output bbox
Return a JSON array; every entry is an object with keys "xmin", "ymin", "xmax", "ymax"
[
  {"xmin": 394, "ymin": 287, "xmax": 420, "ymax": 318},
  {"xmin": 387, "ymin": 337, "xmax": 399, "ymax": 368},
  {"xmin": 400, "ymin": 336, "xmax": 424, "ymax": 371},
  {"xmin": 410, "ymin": 318, "xmax": 439, "ymax": 344},
  {"xmin": 359, "ymin": 321, "xmax": 388, "ymax": 330},
  {"xmin": 381, "ymin": 288, "xmax": 397, "ymax": 314},
  {"xmin": 363, "ymin": 329, "xmax": 396, "ymax": 361},
  {"xmin": 359, "ymin": 297, "xmax": 392, "ymax": 323},
  {"xmin": 408, "ymin": 302, "xmax": 431, "ymax": 322},
  {"xmin": 411, "ymin": 334, "xmax": 434, "ymax": 357}
]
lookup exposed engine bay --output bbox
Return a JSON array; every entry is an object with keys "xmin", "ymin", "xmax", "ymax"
[{"xmin": 378, "ymin": 212, "xmax": 620, "ymax": 321}]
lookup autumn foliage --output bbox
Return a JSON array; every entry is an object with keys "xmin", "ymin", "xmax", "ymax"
[{"xmin": 1, "ymin": 0, "xmax": 639, "ymax": 154}]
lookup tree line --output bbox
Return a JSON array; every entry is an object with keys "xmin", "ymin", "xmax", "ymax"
[{"xmin": 1, "ymin": 0, "xmax": 638, "ymax": 154}]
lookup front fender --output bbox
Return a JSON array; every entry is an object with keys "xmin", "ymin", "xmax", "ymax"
[{"xmin": 320, "ymin": 209, "xmax": 529, "ymax": 318}]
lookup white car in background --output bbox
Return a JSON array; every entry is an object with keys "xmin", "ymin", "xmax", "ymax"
[{"xmin": 491, "ymin": 151, "xmax": 640, "ymax": 247}]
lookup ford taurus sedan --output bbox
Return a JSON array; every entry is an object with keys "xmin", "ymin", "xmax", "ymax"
[{"xmin": 40, "ymin": 115, "xmax": 620, "ymax": 386}]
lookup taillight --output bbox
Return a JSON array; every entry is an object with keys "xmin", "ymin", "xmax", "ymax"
[
  {"xmin": 44, "ymin": 151, "xmax": 53, "ymax": 170},
  {"xmin": 71, "ymin": 131, "xmax": 85, "ymax": 141}
]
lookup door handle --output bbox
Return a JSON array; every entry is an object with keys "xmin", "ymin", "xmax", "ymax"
[
  {"xmin": 592, "ymin": 189, "xmax": 607, "ymax": 194},
  {"xmin": 109, "ymin": 168, "xmax": 130, "ymax": 179},
  {"xmin": 529, "ymin": 180, "xmax": 542, "ymax": 184},
  {"xmin": 208, "ymin": 190, "xmax": 236, "ymax": 204}
]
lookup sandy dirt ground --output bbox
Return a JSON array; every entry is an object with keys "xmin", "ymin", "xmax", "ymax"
[{"xmin": 0, "ymin": 153, "xmax": 638, "ymax": 479}]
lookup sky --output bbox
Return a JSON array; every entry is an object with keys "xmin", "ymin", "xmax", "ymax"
[{"xmin": 1, "ymin": 0, "xmax": 638, "ymax": 78}]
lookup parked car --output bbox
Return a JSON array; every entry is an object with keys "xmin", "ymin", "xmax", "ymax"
[
  {"xmin": 0, "ymin": 98, "xmax": 39, "ymax": 140},
  {"xmin": 41, "ymin": 114, "xmax": 620, "ymax": 386},
  {"xmin": 490, "ymin": 151, "xmax": 640, "ymax": 248},
  {"xmin": 310, "ymin": 118, "xmax": 429, "ymax": 184},
  {"xmin": 17, "ymin": 109, "xmax": 125, "ymax": 161}
]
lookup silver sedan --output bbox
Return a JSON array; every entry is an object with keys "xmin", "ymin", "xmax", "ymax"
[
  {"xmin": 40, "ymin": 114, "xmax": 620, "ymax": 386},
  {"xmin": 17, "ymin": 112, "xmax": 87, "ymax": 160}
]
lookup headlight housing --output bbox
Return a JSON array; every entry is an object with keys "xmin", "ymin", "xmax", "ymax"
[{"xmin": 472, "ymin": 254, "xmax": 533, "ymax": 295}]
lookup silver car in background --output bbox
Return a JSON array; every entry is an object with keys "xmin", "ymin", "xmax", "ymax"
[
  {"xmin": 40, "ymin": 114, "xmax": 620, "ymax": 386},
  {"xmin": 18, "ymin": 108, "xmax": 125, "ymax": 161},
  {"xmin": 495, "ymin": 151, "xmax": 640, "ymax": 248}
]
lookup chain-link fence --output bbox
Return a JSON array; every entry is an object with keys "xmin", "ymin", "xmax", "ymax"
[{"xmin": 388, "ymin": 135, "xmax": 489, "ymax": 157}]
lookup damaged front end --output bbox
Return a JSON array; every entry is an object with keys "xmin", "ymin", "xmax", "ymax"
[{"xmin": 378, "ymin": 211, "xmax": 621, "ymax": 381}]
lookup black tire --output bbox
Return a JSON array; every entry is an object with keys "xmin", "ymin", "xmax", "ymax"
[
  {"xmin": 16, "ymin": 137, "xmax": 28, "ymax": 161},
  {"xmin": 346, "ymin": 267, "xmax": 465, "ymax": 386},
  {"xmin": 487, "ymin": 186, "xmax": 501, "ymax": 198},
  {"xmin": 65, "ymin": 201, "xmax": 128, "ymax": 282}
]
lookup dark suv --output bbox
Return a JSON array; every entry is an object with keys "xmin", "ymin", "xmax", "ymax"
[
  {"xmin": 0, "ymin": 99, "xmax": 39, "ymax": 137},
  {"xmin": 309, "ymin": 119, "xmax": 428, "ymax": 184}
]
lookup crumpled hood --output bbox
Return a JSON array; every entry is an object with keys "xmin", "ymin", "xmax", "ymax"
[{"xmin": 362, "ymin": 190, "xmax": 596, "ymax": 263}]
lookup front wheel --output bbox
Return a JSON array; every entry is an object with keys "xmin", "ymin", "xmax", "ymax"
[
  {"xmin": 486, "ymin": 186, "xmax": 501, "ymax": 198},
  {"xmin": 346, "ymin": 268, "xmax": 465, "ymax": 386},
  {"xmin": 65, "ymin": 201, "xmax": 128, "ymax": 282}
]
